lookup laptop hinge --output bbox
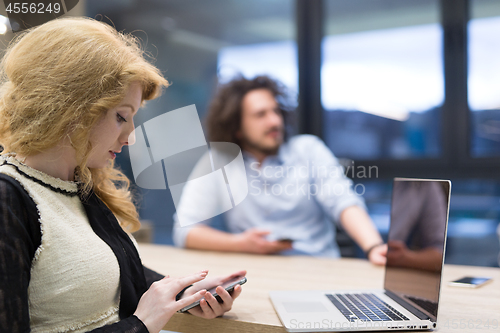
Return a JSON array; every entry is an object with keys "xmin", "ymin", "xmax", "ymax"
[{"xmin": 384, "ymin": 290, "xmax": 431, "ymax": 321}]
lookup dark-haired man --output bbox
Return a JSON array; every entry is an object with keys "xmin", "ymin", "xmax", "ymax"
[{"xmin": 172, "ymin": 76, "xmax": 386, "ymax": 264}]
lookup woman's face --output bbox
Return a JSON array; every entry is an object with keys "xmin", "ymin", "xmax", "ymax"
[{"xmin": 87, "ymin": 82, "xmax": 142, "ymax": 169}]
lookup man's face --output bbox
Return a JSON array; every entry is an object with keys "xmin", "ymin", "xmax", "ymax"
[{"xmin": 238, "ymin": 89, "xmax": 284, "ymax": 155}]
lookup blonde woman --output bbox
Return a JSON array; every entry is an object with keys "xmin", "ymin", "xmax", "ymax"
[{"xmin": 0, "ymin": 17, "xmax": 244, "ymax": 333}]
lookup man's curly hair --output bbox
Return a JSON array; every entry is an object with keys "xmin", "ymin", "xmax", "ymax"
[{"xmin": 205, "ymin": 75, "xmax": 293, "ymax": 146}]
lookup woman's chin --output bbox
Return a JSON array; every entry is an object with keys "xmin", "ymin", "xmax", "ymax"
[{"xmin": 86, "ymin": 159, "xmax": 111, "ymax": 169}]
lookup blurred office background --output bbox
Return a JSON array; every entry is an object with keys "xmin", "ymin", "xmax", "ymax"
[{"xmin": 1, "ymin": 0, "xmax": 498, "ymax": 267}]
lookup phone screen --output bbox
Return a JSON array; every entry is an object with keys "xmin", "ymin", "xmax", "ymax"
[
  {"xmin": 206, "ymin": 276, "xmax": 247, "ymax": 295},
  {"xmin": 452, "ymin": 277, "xmax": 491, "ymax": 285},
  {"xmin": 178, "ymin": 276, "xmax": 247, "ymax": 313},
  {"xmin": 449, "ymin": 276, "xmax": 492, "ymax": 288}
]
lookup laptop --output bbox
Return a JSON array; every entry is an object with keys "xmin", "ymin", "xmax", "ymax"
[{"xmin": 270, "ymin": 178, "xmax": 451, "ymax": 332}]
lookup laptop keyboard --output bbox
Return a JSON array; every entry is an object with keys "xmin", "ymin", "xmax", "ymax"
[{"xmin": 326, "ymin": 293, "xmax": 410, "ymax": 322}]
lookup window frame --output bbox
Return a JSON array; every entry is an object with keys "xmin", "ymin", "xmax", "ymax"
[{"xmin": 296, "ymin": 0, "xmax": 500, "ymax": 179}]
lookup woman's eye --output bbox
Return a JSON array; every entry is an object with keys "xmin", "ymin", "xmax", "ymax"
[{"xmin": 117, "ymin": 113, "xmax": 127, "ymax": 123}]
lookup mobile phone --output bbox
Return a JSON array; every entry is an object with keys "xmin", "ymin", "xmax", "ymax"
[
  {"xmin": 448, "ymin": 276, "xmax": 492, "ymax": 288},
  {"xmin": 178, "ymin": 276, "xmax": 247, "ymax": 313},
  {"xmin": 277, "ymin": 238, "xmax": 294, "ymax": 243}
]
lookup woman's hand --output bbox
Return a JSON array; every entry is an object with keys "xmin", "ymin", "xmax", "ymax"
[
  {"xmin": 182, "ymin": 270, "xmax": 246, "ymax": 319},
  {"xmin": 133, "ymin": 270, "xmax": 208, "ymax": 333}
]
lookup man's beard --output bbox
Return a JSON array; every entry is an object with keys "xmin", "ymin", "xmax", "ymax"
[{"xmin": 241, "ymin": 128, "xmax": 283, "ymax": 156}]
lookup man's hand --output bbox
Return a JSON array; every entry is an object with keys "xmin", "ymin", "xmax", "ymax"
[
  {"xmin": 183, "ymin": 270, "xmax": 246, "ymax": 319},
  {"xmin": 234, "ymin": 228, "xmax": 293, "ymax": 254},
  {"xmin": 368, "ymin": 243, "xmax": 387, "ymax": 266}
]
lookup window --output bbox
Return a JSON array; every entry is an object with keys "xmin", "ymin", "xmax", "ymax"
[
  {"xmin": 322, "ymin": 0, "xmax": 442, "ymax": 160},
  {"xmin": 469, "ymin": 0, "xmax": 500, "ymax": 157},
  {"xmin": 218, "ymin": 41, "xmax": 297, "ymax": 97}
]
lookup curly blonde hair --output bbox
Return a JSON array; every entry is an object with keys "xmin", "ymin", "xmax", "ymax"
[{"xmin": 0, "ymin": 17, "xmax": 169, "ymax": 232}]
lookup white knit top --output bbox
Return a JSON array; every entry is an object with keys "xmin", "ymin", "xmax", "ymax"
[{"xmin": 0, "ymin": 155, "xmax": 121, "ymax": 332}]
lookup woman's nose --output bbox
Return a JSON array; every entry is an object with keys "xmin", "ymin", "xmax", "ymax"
[{"xmin": 125, "ymin": 127, "xmax": 136, "ymax": 146}]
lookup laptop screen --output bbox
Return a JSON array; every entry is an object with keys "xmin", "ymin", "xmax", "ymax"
[{"xmin": 383, "ymin": 178, "xmax": 451, "ymax": 321}]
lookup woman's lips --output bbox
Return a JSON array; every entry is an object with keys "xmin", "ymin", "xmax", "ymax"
[{"xmin": 109, "ymin": 151, "xmax": 116, "ymax": 159}]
